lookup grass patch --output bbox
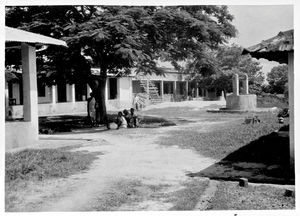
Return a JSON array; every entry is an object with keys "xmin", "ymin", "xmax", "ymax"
[
  {"xmin": 5, "ymin": 148, "xmax": 101, "ymax": 182},
  {"xmin": 92, "ymin": 179, "xmax": 143, "ymax": 211},
  {"xmin": 257, "ymin": 94, "xmax": 288, "ymax": 109},
  {"xmin": 159, "ymin": 113, "xmax": 284, "ymax": 160},
  {"xmin": 168, "ymin": 179, "xmax": 209, "ymax": 210},
  {"xmin": 208, "ymin": 181, "xmax": 295, "ymax": 210}
]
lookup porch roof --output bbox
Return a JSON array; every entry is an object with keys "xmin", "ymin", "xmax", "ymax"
[
  {"xmin": 242, "ymin": 29, "xmax": 293, "ymax": 64},
  {"xmin": 5, "ymin": 26, "xmax": 67, "ymax": 47}
]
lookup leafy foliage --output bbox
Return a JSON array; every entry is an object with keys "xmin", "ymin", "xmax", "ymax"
[
  {"xmin": 187, "ymin": 45, "xmax": 264, "ymax": 95},
  {"xmin": 5, "ymin": 5, "xmax": 237, "ymax": 121},
  {"xmin": 266, "ymin": 64, "xmax": 288, "ymax": 94}
]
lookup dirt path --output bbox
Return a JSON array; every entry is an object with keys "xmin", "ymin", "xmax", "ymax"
[{"xmin": 19, "ymin": 121, "xmax": 216, "ymax": 211}]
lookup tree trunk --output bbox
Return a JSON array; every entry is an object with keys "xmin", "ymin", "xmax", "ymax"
[
  {"xmin": 95, "ymin": 77, "xmax": 107, "ymax": 124},
  {"xmin": 87, "ymin": 75, "xmax": 109, "ymax": 127}
]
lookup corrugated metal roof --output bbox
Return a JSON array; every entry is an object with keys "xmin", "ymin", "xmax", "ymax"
[
  {"xmin": 5, "ymin": 26, "xmax": 67, "ymax": 47},
  {"xmin": 242, "ymin": 29, "xmax": 293, "ymax": 64}
]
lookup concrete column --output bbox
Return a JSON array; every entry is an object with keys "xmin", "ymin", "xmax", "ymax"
[
  {"xmin": 5, "ymin": 82, "xmax": 9, "ymax": 108},
  {"xmin": 232, "ymin": 74, "xmax": 239, "ymax": 95},
  {"xmin": 244, "ymin": 74, "xmax": 249, "ymax": 94},
  {"xmin": 185, "ymin": 81, "xmax": 189, "ymax": 98},
  {"xmin": 51, "ymin": 85, "xmax": 57, "ymax": 104},
  {"xmin": 146, "ymin": 79, "xmax": 150, "ymax": 100},
  {"xmin": 105, "ymin": 79, "xmax": 109, "ymax": 101},
  {"xmin": 71, "ymin": 84, "xmax": 75, "ymax": 102},
  {"xmin": 160, "ymin": 80, "xmax": 164, "ymax": 100},
  {"xmin": 173, "ymin": 81, "xmax": 177, "ymax": 101},
  {"xmin": 21, "ymin": 43, "xmax": 38, "ymax": 123},
  {"xmin": 196, "ymin": 83, "xmax": 199, "ymax": 97},
  {"xmin": 288, "ymin": 52, "xmax": 294, "ymax": 169},
  {"xmin": 66, "ymin": 84, "xmax": 75, "ymax": 102}
]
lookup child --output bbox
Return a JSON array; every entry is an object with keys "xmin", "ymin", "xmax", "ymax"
[
  {"xmin": 129, "ymin": 108, "xmax": 139, "ymax": 128},
  {"xmin": 116, "ymin": 111, "xmax": 127, "ymax": 129}
]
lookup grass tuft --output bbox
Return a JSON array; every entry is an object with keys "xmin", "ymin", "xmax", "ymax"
[{"xmin": 5, "ymin": 148, "xmax": 101, "ymax": 182}]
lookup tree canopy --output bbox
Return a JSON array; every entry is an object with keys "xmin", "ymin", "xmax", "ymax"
[
  {"xmin": 5, "ymin": 5, "xmax": 237, "ymax": 122},
  {"xmin": 187, "ymin": 44, "xmax": 264, "ymax": 95},
  {"xmin": 266, "ymin": 64, "xmax": 288, "ymax": 94}
]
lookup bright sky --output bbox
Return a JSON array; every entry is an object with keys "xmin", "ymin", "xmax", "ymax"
[{"xmin": 227, "ymin": 5, "xmax": 294, "ymax": 76}]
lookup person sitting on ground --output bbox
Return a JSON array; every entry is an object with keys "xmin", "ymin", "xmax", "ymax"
[
  {"xmin": 123, "ymin": 109, "xmax": 130, "ymax": 125},
  {"xmin": 128, "ymin": 108, "xmax": 139, "ymax": 128},
  {"xmin": 116, "ymin": 111, "xmax": 127, "ymax": 129}
]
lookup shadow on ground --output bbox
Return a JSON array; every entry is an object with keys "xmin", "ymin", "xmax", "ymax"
[
  {"xmin": 39, "ymin": 114, "xmax": 178, "ymax": 134},
  {"xmin": 188, "ymin": 126, "xmax": 294, "ymax": 184}
]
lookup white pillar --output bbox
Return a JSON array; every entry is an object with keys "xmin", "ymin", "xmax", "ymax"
[
  {"xmin": 173, "ymin": 81, "xmax": 177, "ymax": 94},
  {"xmin": 105, "ymin": 79, "xmax": 109, "ymax": 101},
  {"xmin": 51, "ymin": 85, "xmax": 57, "ymax": 104},
  {"xmin": 244, "ymin": 74, "xmax": 249, "ymax": 94},
  {"xmin": 196, "ymin": 83, "xmax": 199, "ymax": 98},
  {"xmin": 146, "ymin": 79, "xmax": 150, "ymax": 100},
  {"xmin": 288, "ymin": 52, "xmax": 294, "ymax": 169},
  {"xmin": 185, "ymin": 81, "xmax": 189, "ymax": 98},
  {"xmin": 5, "ymin": 82, "xmax": 9, "ymax": 108},
  {"xmin": 160, "ymin": 80, "xmax": 164, "ymax": 100},
  {"xmin": 71, "ymin": 84, "xmax": 75, "ymax": 102},
  {"xmin": 233, "ymin": 74, "xmax": 239, "ymax": 95},
  {"xmin": 21, "ymin": 43, "xmax": 38, "ymax": 123}
]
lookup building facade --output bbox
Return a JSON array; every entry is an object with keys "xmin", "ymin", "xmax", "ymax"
[{"xmin": 5, "ymin": 67, "xmax": 223, "ymax": 119}]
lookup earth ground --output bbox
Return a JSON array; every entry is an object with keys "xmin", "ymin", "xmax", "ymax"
[{"xmin": 5, "ymin": 101, "xmax": 294, "ymax": 211}]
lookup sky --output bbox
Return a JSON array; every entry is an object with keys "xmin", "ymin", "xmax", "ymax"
[{"xmin": 227, "ymin": 5, "xmax": 294, "ymax": 77}]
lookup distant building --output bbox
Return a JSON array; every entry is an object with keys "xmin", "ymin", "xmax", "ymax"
[{"xmin": 5, "ymin": 66, "xmax": 223, "ymax": 119}]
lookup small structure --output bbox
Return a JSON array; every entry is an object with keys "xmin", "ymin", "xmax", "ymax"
[
  {"xmin": 242, "ymin": 29, "xmax": 294, "ymax": 169},
  {"xmin": 5, "ymin": 26, "xmax": 67, "ymax": 150},
  {"xmin": 226, "ymin": 73, "xmax": 257, "ymax": 111}
]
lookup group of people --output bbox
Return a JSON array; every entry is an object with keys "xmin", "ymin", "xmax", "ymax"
[
  {"xmin": 116, "ymin": 108, "xmax": 139, "ymax": 129},
  {"xmin": 87, "ymin": 92, "xmax": 139, "ymax": 129}
]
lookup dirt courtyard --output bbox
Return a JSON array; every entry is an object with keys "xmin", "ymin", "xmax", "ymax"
[{"xmin": 5, "ymin": 102, "xmax": 295, "ymax": 211}]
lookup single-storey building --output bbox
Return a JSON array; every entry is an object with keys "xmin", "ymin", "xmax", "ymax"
[{"xmin": 5, "ymin": 66, "xmax": 224, "ymax": 119}]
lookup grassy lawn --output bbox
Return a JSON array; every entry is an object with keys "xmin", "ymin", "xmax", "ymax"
[
  {"xmin": 208, "ymin": 181, "xmax": 295, "ymax": 210},
  {"xmin": 5, "ymin": 147, "xmax": 102, "ymax": 211},
  {"xmin": 157, "ymin": 111, "xmax": 283, "ymax": 160}
]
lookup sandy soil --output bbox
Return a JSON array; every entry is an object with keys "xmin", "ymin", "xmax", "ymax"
[{"xmin": 8, "ymin": 118, "xmax": 217, "ymax": 212}]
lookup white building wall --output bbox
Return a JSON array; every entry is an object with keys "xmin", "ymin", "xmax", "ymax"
[
  {"xmin": 38, "ymin": 86, "xmax": 52, "ymax": 104},
  {"xmin": 118, "ymin": 77, "xmax": 133, "ymax": 107}
]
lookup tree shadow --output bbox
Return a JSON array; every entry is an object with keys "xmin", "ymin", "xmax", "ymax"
[
  {"xmin": 188, "ymin": 126, "xmax": 294, "ymax": 184},
  {"xmin": 39, "ymin": 114, "xmax": 177, "ymax": 134}
]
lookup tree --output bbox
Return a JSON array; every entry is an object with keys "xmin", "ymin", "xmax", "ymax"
[
  {"xmin": 6, "ymin": 5, "xmax": 236, "ymax": 123},
  {"xmin": 266, "ymin": 65, "xmax": 288, "ymax": 94},
  {"xmin": 187, "ymin": 44, "xmax": 264, "ymax": 96}
]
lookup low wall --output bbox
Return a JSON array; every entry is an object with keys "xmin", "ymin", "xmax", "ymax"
[
  {"xmin": 226, "ymin": 94, "xmax": 257, "ymax": 110},
  {"xmin": 6, "ymin": 100, "xmax": 134, "ymax": 118},
  {"xmin": 6, "ymin": 121, "xmax": 38, "ymax": 150}
]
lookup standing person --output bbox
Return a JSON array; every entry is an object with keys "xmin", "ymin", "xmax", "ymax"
[
  {"xmin": 133, "ymin": 94, "xmax": 140, "ymax": 111},
  {"xmin": 87, "ymin": 92, "xmax": 96, "ymax": 127},
  {"xmin": 116, "ymin": 111, "xmax": 127, "ymax": 129}
]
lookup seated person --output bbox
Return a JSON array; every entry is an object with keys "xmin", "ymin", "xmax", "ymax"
[
  {"xmin": 116, "ymin": 111, "xmax": 127, "ymax": 129},
  {"xmin": 123, "ymin": 109, "xmax": 130, "ymax": 125},
  {"xmin": 128, "ymin": 108, "xmax": 139, "ymax": 128}
]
